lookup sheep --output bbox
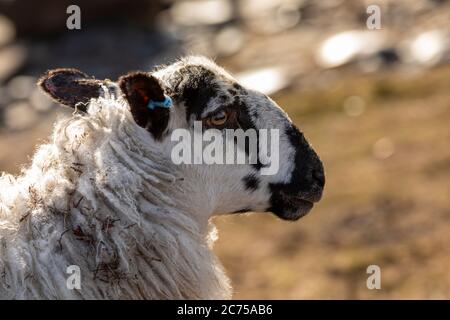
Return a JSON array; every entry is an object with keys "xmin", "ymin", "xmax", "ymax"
[{"xmin": 0, "ymin": 56, "xmax": 324, "ymax": 299}]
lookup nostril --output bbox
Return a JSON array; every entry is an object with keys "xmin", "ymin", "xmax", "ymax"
[{"xmin": 312, "ymin": 167, "xmax": 325, "ymax": 188}]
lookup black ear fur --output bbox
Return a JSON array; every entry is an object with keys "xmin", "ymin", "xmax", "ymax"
[
  {"xmin": 38, "ymin": 68, "xmax": 102, "ymax": 112},
  {"xmin": 118, "ymin": 72, "xmax": 170, "ymax": 140}
]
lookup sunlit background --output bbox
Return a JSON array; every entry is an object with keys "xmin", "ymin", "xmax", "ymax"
[{"xmin": 0, "ymin": 0, "xmax": 449, "ymax": 299}]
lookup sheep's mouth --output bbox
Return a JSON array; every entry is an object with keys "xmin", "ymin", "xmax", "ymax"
[
  {"xmin": 268, "ymin": 191, "xmax": 319, "ymax": 221},
  {"xmin": 277, "ymin": 197, "xmax": 314, "ymax": 221}
]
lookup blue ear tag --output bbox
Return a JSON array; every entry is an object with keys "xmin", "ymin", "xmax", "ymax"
[{"xmin": 147, "ymin": 95, "xmax": 173, "ymax": 110}]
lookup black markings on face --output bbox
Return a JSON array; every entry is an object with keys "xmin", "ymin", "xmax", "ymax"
[
  {"xmin": 267, "ymin": 123, "xmax": 325, "ymax": 219},
  {"xmin": 167, "ymin": 64, "xmax": 264, "ymax": 171},
  {"xmin": 218, "ymin": 94, "xmax": 228, "ymax": 103},
  {"xmin": 282, "ymin": 124, "xmax": 322, "ymax": 193},
  {"xmin": 243, "ymin": 174, "xmax": 260, "ymax": 192},
  {"xmin": 233, "ymin": 96, "xmax": 265, "ymax": 171},
  {"xmin": 233, "ymin": 83, "xmax": 244, "ymax": 91},
  {"xmin": 268, "ymin": 125, "xmax": 311, "ymax": 197},
  {"xmin": 168, "ymin": 66, "xmax": 220, "ymax": 122},
  {"xmin": 250, "ymin": 109, "xmax": 259, "ymax": 119}
]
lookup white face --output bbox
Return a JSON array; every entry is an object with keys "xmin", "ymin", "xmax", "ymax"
[
  {"xmin": 149, "ymin": 57, "xmax": 325, "ymax": 221},
  {"xmin": 39, "ymin": 57, "xmax": 325, "ymax": 222}
]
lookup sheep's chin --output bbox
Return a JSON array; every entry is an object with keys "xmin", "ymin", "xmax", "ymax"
[{"xmin": 273, "ymin": 199, "xmax": 314, "ymax": 221}]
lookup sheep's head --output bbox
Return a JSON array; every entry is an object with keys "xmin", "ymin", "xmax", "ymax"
[{"xmin": 38, "ymin": 57, "xmax": 324, "ymax": 222}]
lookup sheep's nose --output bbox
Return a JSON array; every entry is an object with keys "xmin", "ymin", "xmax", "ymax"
[
  {"xmin": 303, "ymin": 156, "xmax": 325, "ymax": 203},
  {"xmin": 312, "ymin": 163, "xmax": 325, "ymax": 188}
]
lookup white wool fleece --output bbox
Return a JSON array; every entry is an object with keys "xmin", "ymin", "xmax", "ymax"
[{"xmin": 0, "ymin": 97, "xmax": 231, "ymax": 299}]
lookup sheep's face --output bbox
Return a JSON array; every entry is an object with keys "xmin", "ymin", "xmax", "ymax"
[{"xmin": 39, "ymin": 57, "xmax": 324, "ymax": 222}]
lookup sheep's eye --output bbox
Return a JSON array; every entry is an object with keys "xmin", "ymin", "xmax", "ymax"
[{"xmin": 207, "ymin": 110, "xmax": 228, "ymax": 127}]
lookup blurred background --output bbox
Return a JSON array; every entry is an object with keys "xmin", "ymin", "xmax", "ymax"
[{"xmin": 0, "ymin": 0, "xmax": 449, "ymax": 299}]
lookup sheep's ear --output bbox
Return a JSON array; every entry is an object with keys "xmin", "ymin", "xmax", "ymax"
[
  {"xmin": 118, "ymin": 72, "xmax": 170, "ymax": 140},
  {"xmin": 38, "ymin": 68, "xmax": 102, "ymax": 112}
]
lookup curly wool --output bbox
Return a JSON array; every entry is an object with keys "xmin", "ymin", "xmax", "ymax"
[{"xmin": 0, "ymin": 96, "xmax": 231, "ymax": 299}]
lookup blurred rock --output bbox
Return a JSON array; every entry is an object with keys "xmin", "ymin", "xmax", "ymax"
[
  {"xmin": 214, "ymin": 26, "xmax": 245, "ymax": 57},
  {"xmin": 4, "ymin": 101, "xmax": 37, "ymax": 131},
  {"xmin": 6, "ymin": 75, "xmax": 35, "ymax": 100},
  {"xmin": 315, "ymin": 30, "xmax": 387, "ymax": 69},
  {"xmin": 240, "ymin": 0, "xmax": 303, "ymax": 34},
  {"xmin": 30, "ymin": 87, "xmax": 54, "ymax": 113},
  {"xmin": 236, "ymin": 67, "xmax": 290, "ymax": 95},
  {"xmin": 403, "ymin": 30, "xmax": 450, "ymax": 67},
  {"xmin": 376, "ymin": 48, "xmax": 400, "ymax": 65},
  {"xmin": 373, "ymin": 137, "xmax": 395, "ymax": 160},
  {"xmin": 0, "ymin": 86, "xmax": 11, "ymax": 107},
  {"xmin": 357, "ymin": 48, "xmax": 401, "ymax": 73},
  {"xmin": 343, "ymin": 96, "xmax": 365, "ymax": 117},
  {"xmin": 0, "ymin": 44, "xmax": 27, "ymax": 82},
  {"xmin": 0, "ymin": 14, "xmax": 15, "ymax": 47},
  {"xmin": 275, "ymin": 2, "xmax": 302, "ymax": 29},
  {"xmin": 171, "ymin": 0, "xmax": 233, "ymax": 26}
]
